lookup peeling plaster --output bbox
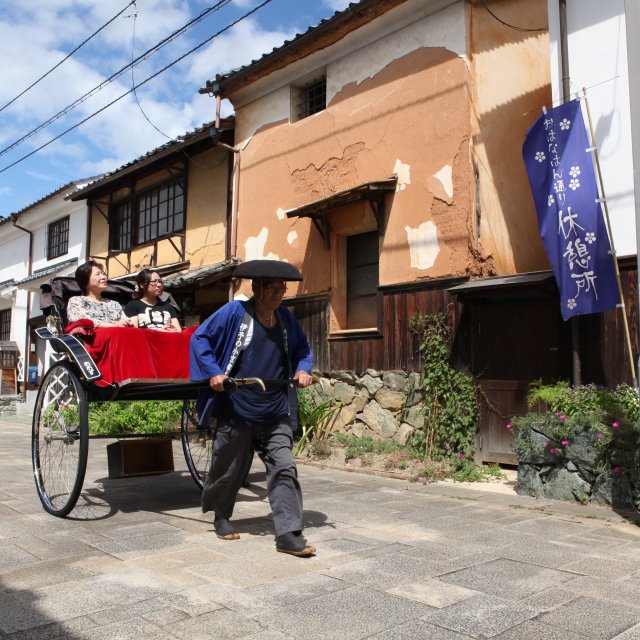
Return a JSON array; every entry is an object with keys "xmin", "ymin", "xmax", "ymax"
[
  {"xmin": 326, "ymin": 2, "xmax": 466, "ymax": 102},
  {"xmin": 287, "ymin": 230, "xmax": 298, "ymax": 245},
  {"xmin": 244, "ymin": 227, "xmax": 281, "ymax": 261},
  {"xmin": 393, "ymin": 159, "xmax": 411, "ymax": 191},
  {"xmin": 433, "ymin": 165, "xmax": 453, "ymax": 199},
  {"xmin": 405, "ymin": 221, "xmax": 440, "ymax": 270}
]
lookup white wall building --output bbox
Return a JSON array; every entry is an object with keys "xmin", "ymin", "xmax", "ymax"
[
  {"xmin": 0, "ymin": 182, "xmax": 89, "ymax": 397},
  {"xmin": 548, "ymin": 0, "xmax": 639, "ymax": 259}
]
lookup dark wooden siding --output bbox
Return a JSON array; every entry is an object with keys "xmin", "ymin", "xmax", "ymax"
[
  {"xmin": 286, "ymin": 278, "xmax": 465, "ymax": 373},
  {"xmin": 580, "ymin": 260, "xmax": 638, "ymax": 386}
]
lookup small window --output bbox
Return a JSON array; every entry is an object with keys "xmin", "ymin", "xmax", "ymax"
[
  {"xmin": 108, "ymin": 175, "xmax": 184, "ymax": 252},
  {"xmin": 47, "ymin": 216, "xmax": 69, "ymax": 260},
  {"xmin": 0, "ymin": 309, "xmax": 10, "ymax": 342},
  {"xmin": 347, "ymin": 231, "xmax": 379, "ymax": 329},
  {"xmin": 291, "ymin": 75, "xmax": 326, "ymax": 122},
  {"xmin": 137, "ymin": 178, "xmax": 184, "ymax": 245},
  {"xmin": 110, "ymin": 202, "xmax": 132, "ymax": 252}
]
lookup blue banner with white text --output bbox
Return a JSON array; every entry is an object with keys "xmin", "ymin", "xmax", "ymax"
[{"xmin": 522, "ymin": 99, "xmax": 619, "ymax": 321}]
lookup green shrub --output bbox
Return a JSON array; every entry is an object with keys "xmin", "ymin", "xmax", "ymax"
[
  {"xmin": 408, "ymin": 310, "xmax": 478, "ymax": 460},
  {"xmin": 510, "ymin": 381, "xmax": 640, "ymax": 474},
  {"xmin": 88, "ymin": 401, "xmax": 183, "ymax": 436},
  {"xmin": 292, "ymin": 388, "xmax": 339, "ymax": 457}
]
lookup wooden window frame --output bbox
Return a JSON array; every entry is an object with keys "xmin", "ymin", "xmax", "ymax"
[{"xmin": 47, "ymin": 216, "xmax": 70, "ymax": 260}]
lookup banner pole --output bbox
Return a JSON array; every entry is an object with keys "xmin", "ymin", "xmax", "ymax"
[{"xmin": 582, "ymin": 87, "xmax": 637, "ymax": 386}]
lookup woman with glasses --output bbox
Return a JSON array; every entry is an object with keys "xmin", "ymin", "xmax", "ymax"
[{"xmin": 124, "ymin": 269, "xmax": 182, "ymax": 332}]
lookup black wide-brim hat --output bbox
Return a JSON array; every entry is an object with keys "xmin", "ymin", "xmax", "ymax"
[{"xmin": 232, "ymin": 259, "xmax": 303, "ymax": 281}]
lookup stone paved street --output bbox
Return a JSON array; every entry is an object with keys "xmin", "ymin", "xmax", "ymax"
[{"xmin": 2, "ymin": 414, "xmax": 640, "ymax": 639}]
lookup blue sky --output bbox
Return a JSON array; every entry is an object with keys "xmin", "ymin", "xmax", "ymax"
[{"xmin": 0, "ymin": 0, "xmax": 350, "ymax": 215}]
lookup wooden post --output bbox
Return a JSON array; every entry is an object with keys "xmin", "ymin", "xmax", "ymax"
[{"xmin": 582, "ymin": 88, "xmax": 637, "ymax": 386}]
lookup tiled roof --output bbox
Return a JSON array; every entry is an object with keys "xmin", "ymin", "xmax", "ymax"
[
  {"xmin": 14, "ymin": 256, "xmax": 78, "ymax": 286},
  {"xmin": 163, "ymin": 258, "xmax": 240, "ymax": 289},
  {"xmin": 0, "ymin": 180, "xmax": 91, "ymax": 225},
  {"xmin": 202, "ymin": 0, "xmax": 406, "ymax": 95},
  {"xmin": 70, "ymin": 118, "xmax": 233, "ymax": 201}
]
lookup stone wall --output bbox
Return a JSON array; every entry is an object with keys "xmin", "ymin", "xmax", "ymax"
[
  {"xmin": 308, "ymin": 369, "xmax": 423, "ymax": 444},
  {"xmin": 0, "ymin": 395, "xmax": 23, "ymax": 418},
  {"xmin": 516, "ymin": 429, "xmax": 640, "ymax": 511}
]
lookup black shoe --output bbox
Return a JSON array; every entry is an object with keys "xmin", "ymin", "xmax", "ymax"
[
  {"xmin": 214, "ymin": 516, "xmax": 239, "ymax": 540},
  {"xmin": 276, "ymin": 532, "xmax": 316, "ymax": 557}
]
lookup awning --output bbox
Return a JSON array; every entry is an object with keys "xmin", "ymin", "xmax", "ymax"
[
  {"xmin": 448, "ymin": 271, "xmax": 557, "ymax": 300},
  {"xmin": 15, "ymin": 257, "xmax": 79, "ymax": 293},
  {"xmin": 284, "ymin": 178, "xmax": 397, "ymax": 248},
  {"xmin": 163, "ymin": 258, "xmax": 240, "ymax": 289}
]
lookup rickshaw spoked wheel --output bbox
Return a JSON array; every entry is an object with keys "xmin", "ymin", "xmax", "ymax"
[
  {"xmin": 32, "ymin": 360, "xmax": 89, "ymax": 517},
  {"xmin": 181, "ymin": 400, "xmax": 213, "ymax": 490}
]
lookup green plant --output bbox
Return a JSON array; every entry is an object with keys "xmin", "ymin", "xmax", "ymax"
[
  {"xmin": 509, "ymin": 381, "xmax": 640, "ymax": 474},
  {"xmin": 408, "ymin": 310, "xmax": 479, "ymax": 460},
  {"xmin": 450, "ymin": 456, "xmax": 505, "ymax": 482},
  {"xmin": 88, "ymin": 401, "xmax": 183, "ymax": 436},
  {"xmin": 292, "ymin": 389, "xmax": 339, "ymax": 457}
]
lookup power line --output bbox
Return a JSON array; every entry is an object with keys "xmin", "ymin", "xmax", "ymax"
[
  {"xmin": 0, "ymin": 0, "xmax": 233, "ymax": 160},
  {"xmin": 0, "ymin": 1, "xmax": 136, "ymax": 114},
  {"xmin": 479, "ymin": 0, "xmax": 547, "ymax": 33},
  {"xmin": 0, "ymin": 0, "xmax": 273, "ymax": 176}
]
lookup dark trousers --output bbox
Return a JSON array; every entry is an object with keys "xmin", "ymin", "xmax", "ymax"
[{"xmin": 201, "ymin": 420, "xmax": 304, "ymax": 537}]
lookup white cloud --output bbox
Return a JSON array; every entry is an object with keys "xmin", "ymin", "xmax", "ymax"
[
  {"xmin": 187, "ymin": 17, "xmax": 294, "ymax": 83},
  {"xmin": 322, "ymin": 0, "xmax": 351, "ymax": 11}
]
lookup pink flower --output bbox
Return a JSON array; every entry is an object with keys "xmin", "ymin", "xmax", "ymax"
[
  {"xmin": 550, "ymin": 447, "xmax": 558, "ymax": 454},
  {"xmin": 458, "ymin": 452, "xmax": 464, "ymax": 459},
  {"xmin": 561, "ymin": 440, "xmax": 569, "ymax": 446},
  {"xmin": 596, "ymin": 433, "xmax": 604, "ymax": 438},
  {"xmin": 560, "ymin": 415, "xmax": 566, "ymax": 420},
  {"xmin": 376, "ymin": 437, "xmax": 382, "ymax": 442},
  {"xmin": 505, "ymin": 424, "xmax": 513, "ymax": 429},
  {"xmin": 555, "ymin": 412, "xmax": 561, "ymax": 417},
  {"xmin": 614, "ymin": 466, "xmax": 622, "ymax": 473},
  {"xmin": 612, "ymin": 422, "xmax": 620, "ymax": 428},
  {"xmin": 543, "ymin": 440, "xmax": 550, "ymax": 447}
]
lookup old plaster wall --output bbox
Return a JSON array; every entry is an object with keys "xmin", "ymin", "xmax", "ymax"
[
  {"xmin": 469, "ymin": 0, "xmax": 551, "ymax": 274},
  {"xmin": 231, "ymin": 0, "xmax": 480, "ymax": 297}
]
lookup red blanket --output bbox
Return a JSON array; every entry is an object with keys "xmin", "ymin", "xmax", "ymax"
[{"xmin": 83, "ymin": 326, "xmax": 196, "ymax": 384}]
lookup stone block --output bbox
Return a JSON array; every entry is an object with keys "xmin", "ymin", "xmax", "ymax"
[
  {"xmin": 361, "ymin": 400, "xmax": 398, "ymax": 439},
  {"xmin": 334, "ymin": 381, "xmax": 355, "ymax": 404},
  {"xmin": 374, "ymin": 388, "xmax": 405, "ymax": 411}
]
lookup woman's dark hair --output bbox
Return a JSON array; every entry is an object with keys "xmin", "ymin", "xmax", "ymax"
[
  {"xmin": 75, "ymin": 260, "xmax": 104, "ymax": 295},
  {"xmin": 133, "ymin": 269, "xmax": 160, "ymax": 299}
]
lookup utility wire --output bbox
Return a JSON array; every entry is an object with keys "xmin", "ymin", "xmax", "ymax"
[
  {"xmin": 0, "ymin": 0, "xmax": 273, "ymax": 176},
  {"xmin": 0, "ymin": 0, "xmax": 233, "ymax": 160},
  {"xmin": 0, "ymin": 1, "xmax": 136, "ymax": 114},
  {"xmin": 479, "ymin": 0, "xmax": 547, "ymax": 32}
]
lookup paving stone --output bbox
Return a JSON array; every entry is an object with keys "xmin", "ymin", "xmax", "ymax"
[
  {"xmin": 165, "ymin": 608, "xmax": 264, "ymax": 640},
  {"xmin": 614, "ymin": 624, "xmax": 640, "ymax": 639},
  {"xmin": 256, "ymin": 585, "xmax": 433, "ymax": 640},
  {"xmin": 422, "ymin": 594, "xmax": 541, "ymax": 638},
  {"xmin": 367, "ymin": 619, "xmax": 476, "ymax": 639},
  {"xmin": 387, "ymin": 577, "xmax": 479, "ymax": 608},
  {"xmin": 560, "ymin": 555, "xmax": 640, "ymax": 579},
  {"xmin": 439, "ymin": 558, "xmax": 578, "ymax": 600},
  {"xmin": 492, "ymin": 619, "xmax": 590, "ymax": 639},
  {"xmin": 535, "ymin": 595, "xmax": 640, "ymax": 639}
]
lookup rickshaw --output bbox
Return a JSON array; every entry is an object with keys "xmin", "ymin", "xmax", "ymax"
[{"xmin": 31, "ymin": 275, "xmax": 216, "ymax": 518}]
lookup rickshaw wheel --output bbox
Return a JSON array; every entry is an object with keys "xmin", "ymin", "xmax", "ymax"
[
  {"xmin": 181, "ymin": 400, "xmax": 213, "ymax": 490},
  {"xmin": 32, "ymin": 360, "xmax": 89, "ymax": 517}
]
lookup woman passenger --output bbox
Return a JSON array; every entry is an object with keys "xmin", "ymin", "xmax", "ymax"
[
  {"xmin": 67, "ymin": 261, "xmax": 132, "ymax": 328},
  {"xmin": 124, "ymin": 269, "xmax": 182, "ymax": 332}
]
